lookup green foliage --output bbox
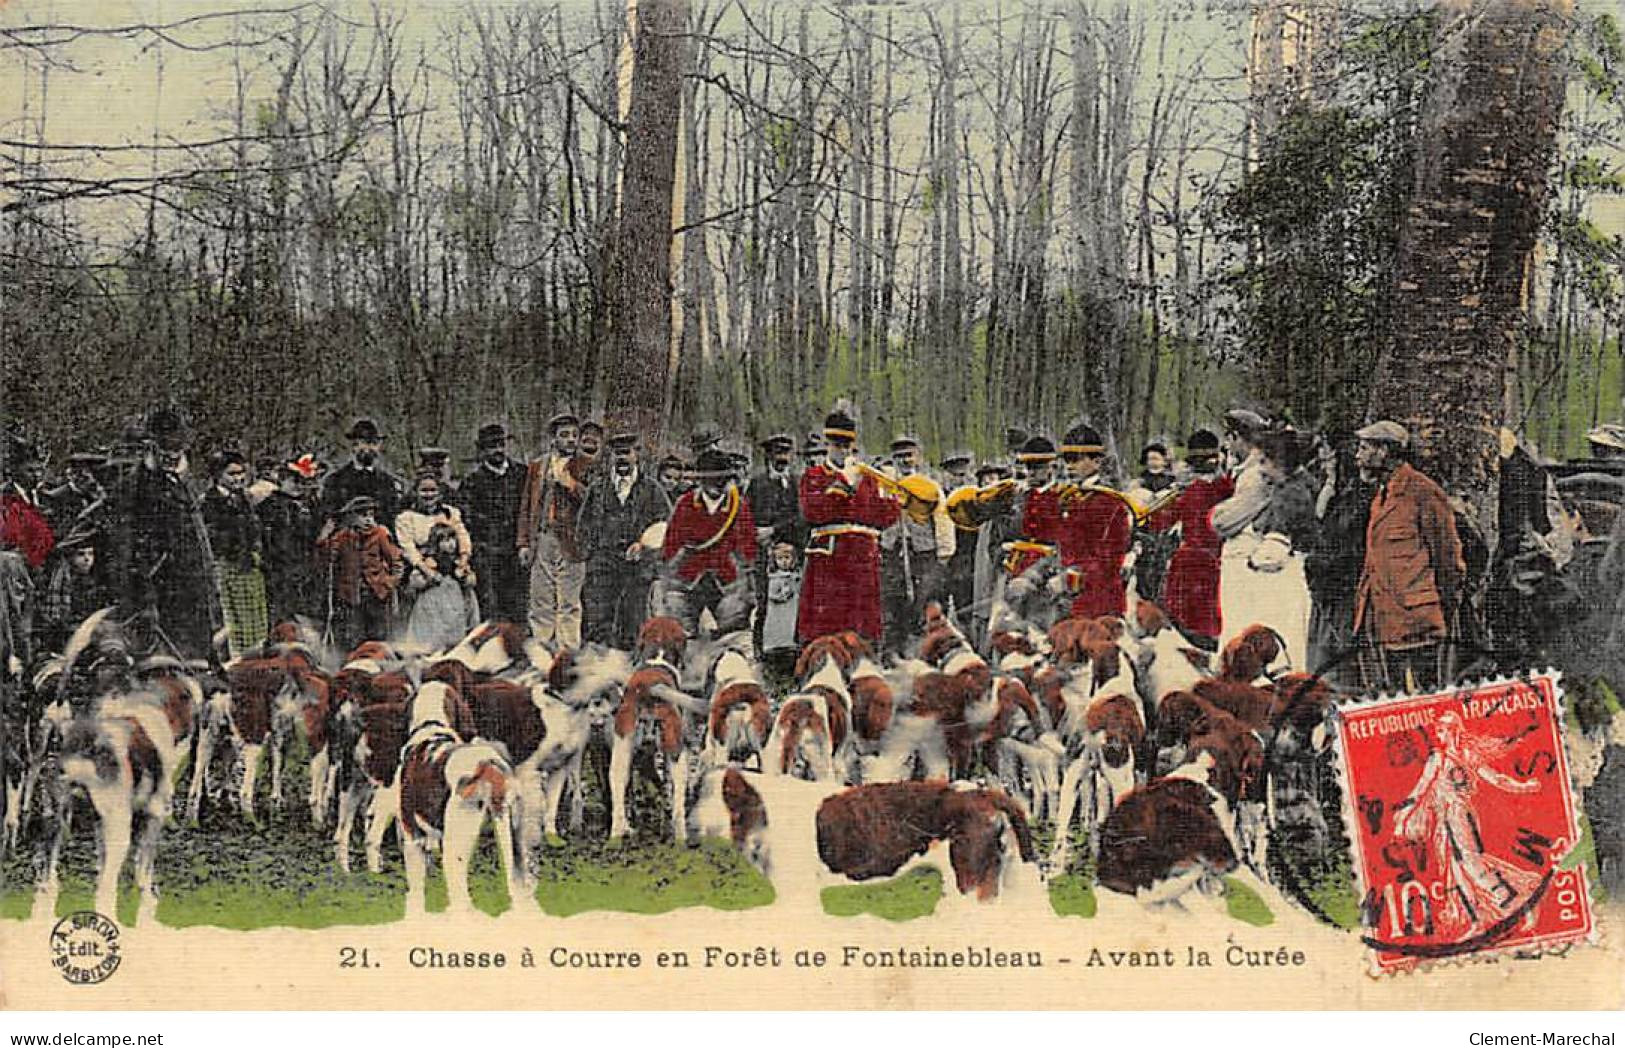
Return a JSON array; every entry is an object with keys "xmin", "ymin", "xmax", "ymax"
[
  {"xmin": 1221, "ymin": 877, "xmax": 1275, "ymax": 927},
  {"xmin": 820, "ymin": 867, "xmax": 942, "ymax": 921},
  {"xmin": 1218, "ymin": 11, "xmax": 1433, "ymax": 433},
  {"xmin": 536, "ymin": 838, "xmax": 773, "ymax": 916},
  {"xmin": 1047, "ymin": 874, "xmax": 1098, "ymax": 919}
]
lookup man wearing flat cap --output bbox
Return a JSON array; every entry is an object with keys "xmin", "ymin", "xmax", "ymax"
[
  {"xmin": 458, "ymin": 422, "xmax": 528, "ymax": 625},
  {"xmin": 661, "ymin": 448, "xmax": 758, "ymax": 638},
  {"xmin": 518, "ymin": 411, "xmax": 592, "ymax": 647},
  {"xmin": 656, "ymin": 454, "xmax": 688, "ymax": 501},
  {"xmin": 576, "ymin": 432, "xmax": 672, "ymax": 648},
  {"xmin": 801, "ymin": 432, "xmax": 826, "ymax": 470},
  {"xmin": 106, "ymin": 407, "xmax": 223, "ymax": 661},
  {"xmin": 320, "ymin": 418, "xmax": 405, "ymax": 529},
  {"xmin": 879, "ymin": 434, "xmax": 954, "ymax": 650},
  {"xmin": 1352, "ymin": 420, "xmax": 1464, "ymax": 692},
  {"xmin": 416, "ymin": 447, "xmax": 457, "ymax": 498}
]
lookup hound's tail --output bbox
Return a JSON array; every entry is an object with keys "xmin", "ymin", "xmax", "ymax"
[{"xmin": 456, "ymin": 761, "xmax": 511, "ymax": 816}]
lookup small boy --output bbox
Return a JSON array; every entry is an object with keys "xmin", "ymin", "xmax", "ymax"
[
  {"xmin": 318, "ymin": 495, "xmax": 403, "ymax": 655},
  {"xmin": 759, "ymin": 539, "xmax": 803, "ymax": 693},
  {"xmin": 36, "ymin": 527, "xmax": 105, "ymax": 655}
]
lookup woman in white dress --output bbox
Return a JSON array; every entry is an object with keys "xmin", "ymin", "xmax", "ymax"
[
  {"xmin": 1211, "ymin": 423, "xmax": 1315, "ymax": 672},
  {"xmin": 394, "ymin": 472, "xmax": 479, "ymax": 650}
]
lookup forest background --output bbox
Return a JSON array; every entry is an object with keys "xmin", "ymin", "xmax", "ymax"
[{"xmin": 1, "ymin": 0, "xmax": 1620, "ymax": 506}]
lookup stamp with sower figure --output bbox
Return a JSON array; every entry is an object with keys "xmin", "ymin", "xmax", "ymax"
[{"xmin": 1334, "ymin": 673, "xmax": 1595, "ymax": 975}]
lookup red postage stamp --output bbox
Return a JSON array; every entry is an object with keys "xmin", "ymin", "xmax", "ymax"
[{"xmin": 1335, "ymin": 673, "xmax": 1594, "ymax": 975}]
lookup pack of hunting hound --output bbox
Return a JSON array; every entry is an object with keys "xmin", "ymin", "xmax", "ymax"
[{"xmin": 3, "ymin": 597, "xmax": 1342, "ymax": 925}]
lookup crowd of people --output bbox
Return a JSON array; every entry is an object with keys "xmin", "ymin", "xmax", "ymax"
[{"xmin": 2, "ymin": 403, "xmax": 1623, "ymax": 698}]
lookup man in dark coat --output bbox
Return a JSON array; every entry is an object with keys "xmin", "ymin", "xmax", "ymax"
[
  {"xmin": 106, "ymin": 408, "xmax": 223, "ymax": 662},
  {"xmin": 456, "ymin": 422, "xmax": 527, "ymax": 625},
  {"xmin": 257, "ymin": 453, "xmax": 323, "ymax": 625},
  {"xmin": 1305, "ymin": 434, "xmax": 1372, "ymax": 681},
  {"xmin": 320, "ymin": 418, "xmax": 406, "ymax": 527},
  {"xmin": 746, "ymin": 434, "xmax": 802, "ymax": 652},
  {"xmin": 576, "ymin": 433, "xmax": 672, "ymax": 649},
  {"xmin": 937, "ymin": 450, "xmax": 978, "ymax": 620}
]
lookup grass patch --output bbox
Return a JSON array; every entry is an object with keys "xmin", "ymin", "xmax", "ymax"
[
  {"xmin": 1562, "ymin": 815, "xmax": 1608, "ymax": 905},
  {"xmin": 1222, "ymin": 877, "xmax": 1275, "ymax": 927},
  {"xmin": 535, "ymin": 837, "xmax": 772, "ymax": 917},
  {"xmin": 1047, "ymin": 874, "xmax": 1098, "ymax": 918},
  {"xmin": 821, "ymin": 867, "xmax": 941, "ymax": 921}
]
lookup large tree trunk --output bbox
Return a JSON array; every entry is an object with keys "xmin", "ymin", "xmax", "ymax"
[
  {"xmin": 606, "ymin": 0, "xmax": 689, "ymax": 443},
  {"xmin": 1371, "ymin": 0, "xmax": 1568, "ymax": 521}
]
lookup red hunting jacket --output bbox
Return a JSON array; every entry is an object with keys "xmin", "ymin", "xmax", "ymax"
[
  {"xmin": 0, "ymin": 494, "xmax": 54, "ymax": 570},
  {"xmin": 1056, "ymin": 487, "xmax": 1134, "ymax": 618},
  {"xmin": 796, "ymin": 462, "xmax": 900, "ymax": 643},
  {"xmin": 1007, "ymin": 484, "xmax": 1063, "ymax": 576},
  {"xmin": 1354, "ymin": 462, "xmax": 1464, "ymax": 648},
  {"xmin": 663, "ymin": 486, "xmax": 758, "ymax": 584}
]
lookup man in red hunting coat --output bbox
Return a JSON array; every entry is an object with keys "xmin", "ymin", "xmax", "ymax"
[
  {"xmin": 1145, "ymin": 429, "xmax": 1233, "ymax": 648},
  {"xmin": 661, "ymin": 448, "xmax": 758, "ymax": 637},
  {"xmin": 796, "ymin": 406, "xmax": 900, "ymax": 645},
  {"xmin": 1, "ymin": 438, "xmax": 54, "ymax": 570},
  {"xmin": 1054, "ymin": 423, "xmax": 1135, "ymax": 619},
  {"xmin": 1007, "ymin": 435, "xmax": 1063, "ymax": 577}
]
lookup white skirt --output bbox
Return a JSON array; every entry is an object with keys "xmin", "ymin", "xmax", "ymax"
[{"xmin": 1219, "ymin": 531, "xmax": 1311, "ymax": 674}]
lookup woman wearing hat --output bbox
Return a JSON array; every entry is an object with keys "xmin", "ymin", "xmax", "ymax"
[
  {"xmin": 258, "ymin": 454, "xmax": 324, "ymax": 625},
  {"xmin": 796, "ymin": 406, "xmax": 899, "ymax": 645},
  {"xmin": 1211, "ymin": 424, "xmax": 1315, "ymax": 670},
  {"xmin": 202, "ymin": 448, "xmax": 270, "ymax": 657}
]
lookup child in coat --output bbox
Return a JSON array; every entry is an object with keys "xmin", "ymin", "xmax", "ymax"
[{"xmin": 318, "ymin": 495, "xmax": 403, "ymax": 655}]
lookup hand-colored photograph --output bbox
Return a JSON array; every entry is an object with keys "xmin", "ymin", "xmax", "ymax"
[{"xmin": 0, "ymin": 0, "xmax": 1620, "ymax": 1013}]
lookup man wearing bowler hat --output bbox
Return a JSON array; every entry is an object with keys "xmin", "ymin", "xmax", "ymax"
[
  {"xmin": 321, "ymin": 418, "xmax": 405, "ymax": 527},
  {"xmin": 106, "ymin": 407, "xmax": 223, "ymax": 661},
  {"xmin": 576, "ymin": 432, "xmax": 671, "ymax": 649},
  {"xmin": 458, "ymin": 422, "xmax": 528, "ymax": 624}
]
